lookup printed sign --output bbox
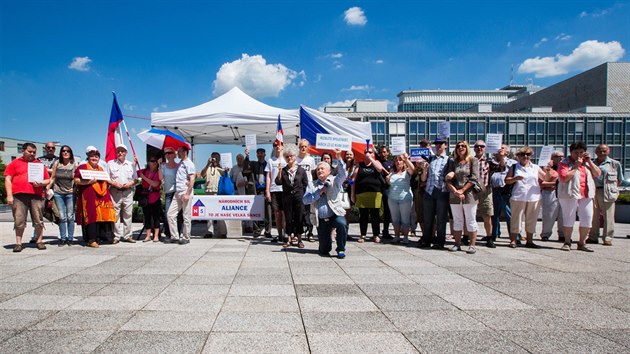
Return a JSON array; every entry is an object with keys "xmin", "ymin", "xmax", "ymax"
[
  {"xmin": 538, "ymin": 145, "xmax": 555, "ymax": 167},
  {"xmin": 79, "ymin": 169, "xmax": 110, "ymax": 181},
  {"xmin": 190, "ymin": 195, "xmax": 265, "ymax": 220},
  {"xmin": 245, "ymin": 134, "xmax": 257, "ymax": 151},
  {"xmin": 220, "ymin": 153, "xmax": 232, "ymax": 169},
  {"xmin": 27, "ymin": 162, "xmax": 44, "ymax": 183},
  {"xmin": 391, "ymin": 136, "xmax": 406, "ymax": 156},
  {"xmin": 486, "ymin": 133, "xmax": 503, "ymax": 154},
  {"xmin": 438, "ymin": 121, "xmax": 450, "ymax": 140},
  {"xmin": 409, "ymin": 148, "xmax": 430, "ymax": 162},
  {"xmin": 315, "ymin": 133, "xmax": 352, "ymax": 151}
]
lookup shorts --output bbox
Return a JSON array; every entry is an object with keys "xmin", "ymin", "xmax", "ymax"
[
  {"xmin": 476, "ymin": 189, "xmax": 494, "ymax": 217},
  {"xmin": 11, "ymin": 194, "xmax": 44, "ymax": 231},
  {"xmin": 270, "ymin": 191, "xmax": 284, "ymax": 212}
]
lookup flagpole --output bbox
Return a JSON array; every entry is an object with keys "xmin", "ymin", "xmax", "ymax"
[{"xmin": 121, "ymin": 120, "xmax": 141, "ymax": 170}]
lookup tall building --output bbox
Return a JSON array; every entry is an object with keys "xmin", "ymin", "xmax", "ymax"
[
  {"xmin": 397, "ymin": 86, "xmax": 533, "ymax": 113},
  {"xmin": 331, "ymin": 62, "xmax": 630, "ymax": 175}
]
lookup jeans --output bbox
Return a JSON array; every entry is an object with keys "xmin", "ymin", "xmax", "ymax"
[
  {"xmin": 491, "ymin": 188, "xmax": 518, "ymax": 241},
  {"xmin": 53, "ymin": 192, "xmax": 75, "ymax": 241},
  {"xmin": 422, "ymin": 190, "xmax": 449, "ymax": 247},
  {"xmin": 388, "ymin": 198, "xmax": 413, "ymax": 230},
  {"xmin": 317, "ymin": 215, "xmax": 347, "ymax": 256}
]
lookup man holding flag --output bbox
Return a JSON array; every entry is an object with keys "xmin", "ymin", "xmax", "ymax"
[{"xmin": 105, "ymin": 94, "xmax": 138, "ymax": 243}]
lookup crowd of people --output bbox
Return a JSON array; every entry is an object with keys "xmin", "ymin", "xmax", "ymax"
[{"xmin": 4, "ymin": 138, "xmax": 629, "ymax": 258}]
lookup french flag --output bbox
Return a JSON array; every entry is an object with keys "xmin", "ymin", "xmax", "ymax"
[
  {"xmin": 105, "ymin": 93, "xmax": 125, "ymax": 162},
  {"xmin": 299, "ymin": 106, "xmax": 372, "ymax": 159},
  {"xmin": 275, "ymin": 114, "xmax": 284, "ymax": 146}
]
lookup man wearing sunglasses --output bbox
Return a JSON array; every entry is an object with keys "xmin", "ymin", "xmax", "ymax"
[
  {"xmin": 473, "ymin": 140, "xmax": 494, "ymax": 246},
  {"xmin": 418, "ymin": 137, "xmax": 450, "ymax": 250}
]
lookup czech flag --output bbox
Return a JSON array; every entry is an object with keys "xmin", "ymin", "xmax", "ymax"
[
  {"xmin": 275, "ymin": 114, "xmax": 284, "ymax": 146},
  {"xmin": 299, "ymin": 106, "xmax": 372, "ymax": 160},
  {"xmin": 105, "ymin": 93, "xmax": 125, "ymax": 162}
]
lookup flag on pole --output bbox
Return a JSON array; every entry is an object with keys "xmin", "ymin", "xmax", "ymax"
[
  {"xmin": 105, "ymin": 93, "xmax": 125, "ymax": 162},
  {"xmin": 275, "ymin": 114, "xmax": 284, "ymax": 146}
]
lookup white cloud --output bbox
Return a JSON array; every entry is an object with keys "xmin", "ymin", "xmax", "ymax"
[
  {"xmin": 375, "ymin": 59, "xmax": 384, "ymax": 64},
  {"xmin": 68, "ymin": 56, "xmax": 92, "ymax": 72},
  {"xmin": 507, "ymin": 41, "xmax": 512, "ymax": 48},
  {"xmin": 344, "ymin": 7, "xmax": 367, "ymax": 26},
  {"xmin": 534, "ymin": 37, "xmax": 548, "ymax": 48},
  {"xmin": 555, "ymin": 33, "xmax": 572, "ymax": 41},
  {"xmin": 580, "ymin": 8, "xmax": 610, "ymax": 18},
  {"xmin": 342, "ymin": 85, "xmax": 370, "ymax": 92},
  {"xmin": 333, "ymin": 61, "xmax": 343, "ymax": 70},
  {"xmin": 213, "ymin": 54, "xmax": 301, "ymax": 98},
  {"xmin": 123, "ymin": 103, "xmax": 136, "ymax": 111},
  {"xmin": 152, "ymin": 104, "xmax": 168, "ymax": 112},
  {"xmin": 518, "ymin": 40, "xmax": 625, "ymax": 78},
  {"xmin": 329, "ymin": 53, "xmax": 343, "ymax": 59}
]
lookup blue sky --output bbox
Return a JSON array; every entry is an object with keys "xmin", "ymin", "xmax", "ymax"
[{"xmin": 1, "ymin": 0, "xmax": 628, "ymax": 168}]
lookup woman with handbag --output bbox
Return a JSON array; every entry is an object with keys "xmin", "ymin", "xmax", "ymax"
[
  {"xmin": 48, "ymin": 145, "xmax": 78, "ymax": 246},
  {"xmin": 505, "ymin": 146, "xmax": 549, "ymax": 249},
  {"xmin": 445, "ymin": 141, "xmax": 480, "ymax": 254},
  {"xmin": 275, "ymin": 145, "xmax": 308, "ymax": 248},
  {"xmin": 385, "ymin": 153, "xmax": 416, "ymax": 244},
  {"xmin": 139, "ymin": 158, "xmax": 162, "ymax": 242}
]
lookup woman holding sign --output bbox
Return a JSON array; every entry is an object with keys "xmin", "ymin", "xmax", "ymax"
[{"xmin": 74, "ymin": 146, "xmax": 117, "ymax": 248}]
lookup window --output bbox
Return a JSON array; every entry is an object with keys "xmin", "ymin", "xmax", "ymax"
[
  {"xmin": 488, "ymin": 122, "xmax": 505, "ymax": 134},
  {"xmin": 509, "ymin": 122, "xmax": 525, "ymax": 135},
  {"xmin": 0, "ymin": 141, "xmax": 4, "ymax": 151},
  {"xmin": 17, "ymin": 143, "xmax": 23, "ymax": 151},
  {"xmin": 389, "ymin": 122, "xmax": 406, "ymax": 135},
  {"xmin": 371, "ymin": 122, "xmax": 385, "ymax": 135}
]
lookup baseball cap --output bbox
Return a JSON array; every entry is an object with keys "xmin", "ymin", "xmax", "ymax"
[
  {"xmin": 85, "ymin": 145, "xmax": 99, "ymax": 154},
  {"xmin": 116, "ymin": 144, "xmax": 128, "ymax": 151}
]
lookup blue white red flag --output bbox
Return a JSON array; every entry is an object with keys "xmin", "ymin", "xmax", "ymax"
[
  {"xmin": 275, "ymin": 114, "xmax": 284, "ymax": 146},
  {"xmin": 105, "ymin": 93, "xmax": 125, "ymax": 162}
]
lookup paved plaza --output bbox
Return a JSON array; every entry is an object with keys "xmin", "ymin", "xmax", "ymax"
[{"xmin": 1, "ymin": 215, "xmax": 629, "ymax": 353}]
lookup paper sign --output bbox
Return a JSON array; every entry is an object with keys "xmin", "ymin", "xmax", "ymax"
[
  {"xmin": 28, "ymin": 163, "xmax": 44, "ymax": 183},
  {"xmin": 538, "ymin": 145, "xmax": 555, "ymax": 167},
  {"xmin": 409, "ymin": 148, "xmax": 431, "ymax": 162},
  {"xmin": 245, "ymin": 134, "xmax": 257, "ymax": 151},
  {"xmin": 391, "ymin": 136, "xmax": 406, "ymax": 155},
  {"xmin": 220, "ymin": 153, "xmax": 233, "ymax": 169},
  {"xmin": 438, "ymin": 121, "xmax": 450, "ymax": 140},
  {"xmin": 79, "ymin": 169, "xmax": 110, "ymax": 181},
  {"xmin": 191, "ymin": 195, "xmax": 264, "ymax": 220},
  {"xmin": 315, "ymin": 133, "xmax": 352, "ymax": 151},
  {"xmin": 486, "ymin": 134, "xmax": 503, "ymax": 154}
]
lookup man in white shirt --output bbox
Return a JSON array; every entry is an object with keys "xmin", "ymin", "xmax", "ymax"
[
  {"xmin": 296, "ymin": 139, "xmax": 316, "ymax": 240},
  {"xmin": 265, "ymin": 142, "xmax": 287, "ymax": 242},
  {"xmin": 167, "ymin": 146, "xmax": 196, "ymax": 244},
  {"xmin": 107, "ymin": 144, "xmax": 137, "ymax": 243}
]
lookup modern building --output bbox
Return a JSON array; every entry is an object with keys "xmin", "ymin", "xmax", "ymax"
[
  {"xmin": 0, "ymin": 137, "xmax": 47, "ymax": 164},
  {"xmin": 324, "ymin": 99, "xmax": 388, "ymax": 114},
  {"xmin": 396, "ymin": 85, "xmax": 534, "ymax": 113},
  {"xmin": 331, "ymin": 62, "xmax": 630, "ymax": 175}
]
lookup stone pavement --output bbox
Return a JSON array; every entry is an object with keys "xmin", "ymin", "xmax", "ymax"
[{"xmin": 1, "ymin": 218, "xmax": 629, "ymax": 353}]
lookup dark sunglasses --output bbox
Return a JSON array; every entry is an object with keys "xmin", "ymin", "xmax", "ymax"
[
  {"xmin": 149, "ymin": 160, "xmax": 157, "ymax": 163},
  {"xmin": 164, "ymin": 151, "xmax": 175, "ymax": 155},
  {"xmin": 61, "ymin": 150, "xmax": 71, "ymax": 153},
  {"xmin": 474, "ymin": 145, "xmax": 486, "ymax": 148},
  {"xmin": 520, "ymin": 153, "xmax": 532, "ymax": 157},
  {"xmin": 457, "ymin": 145, "xmax": 466, "ymax": 148}
]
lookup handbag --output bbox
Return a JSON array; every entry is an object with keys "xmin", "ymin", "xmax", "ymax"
[
  {"xmin": 468, "ymin": 160, "xmax": 485, "ymax": 194},
  {"xmin": 133, "ymin": 185, "xmax": 149, "ymax": 207},
  {"xmin": 218, "ymin": 175, "xmax": 235, "ymax": 195},
  {"xmin": 340, "ymin": 191, "xmax": 351, "ymax": 209}
]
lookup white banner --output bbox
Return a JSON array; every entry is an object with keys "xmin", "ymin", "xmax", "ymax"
[
  {"xmin": 315, "ymin": 133, "xmax": 352, "ymax": 151},
  {"xmin": 79, "ymin": 169, "xmax": 110, "ymax": 181},
  {"xmin": 191, "ymin": 195, "xmax": 264, "ymax": 220},
  {"xmin": 220, "ymin": 153, "xmax": 232, "ymax": 169}
]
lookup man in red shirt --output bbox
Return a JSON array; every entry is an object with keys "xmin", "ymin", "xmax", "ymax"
[{"xmin": 4, "ymin": 143, "xmax": 51, "ymax": 252}]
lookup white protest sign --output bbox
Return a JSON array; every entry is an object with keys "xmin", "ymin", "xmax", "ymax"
[
  {"xmin": 191, "ymin": 195, "xmax": 264, "ymax": 220},
  {"xmin": 220, "ymin": 153, "xmax": 233, "ymax": 169},
  {"xmin": 245, "ymin": 134, "xmax": 257, "ymax": 151},
  {"xmin": 391, "ymin": 136, "xmax": 406, "ymax": 156},
  {"xmin": 486, "ymin": 133, "xmax": 503, "ymax": 154},
  {"xmin": 28, "ymin": 163, "xmax": 44, "ymax": 183},
  {"xmin": 315, "ymin": 133, "xmax": 352, "ymax": 151},
  {"xmin": 79, "ymin": 169, "xmax": 110, "ymax": 181},
  {"xmin": 538, "ymin": 146, "xmax": 555, "ymax": 167},
  {"xmin": 409, "ymin": 148, "xmax": 431, "ymax": 162},
  {"xmin": 438, "ymin": 121, "xmax": 450, "ymax": 140}
]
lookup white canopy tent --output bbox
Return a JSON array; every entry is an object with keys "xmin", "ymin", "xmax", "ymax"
[{"xmin": 151, "ymin": 87, "xmax": 301, "ymax": 146}]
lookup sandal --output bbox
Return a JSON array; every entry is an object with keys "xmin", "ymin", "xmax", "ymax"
[
  {"xmin": 13, "ymin": 244, "xmax": 23, "ymax": 253},
  {"xmin": 298, "ymin": 241, "xmax": 305, "ymax": 249},
  {"xmin": 308, "ymin": 235, "xmax": 315, "ymax": 242},
  {"xmin": 373, "ymin": 236, "xmax": 381, "ymax": 244},
  {"xmin": 36, "ymin": 242, "xmax": 47, "ymax": 250},
  {"xmin": 357, "ymin": 236, "xmax": 365, "ymax": 243},
  {"xmin": 509, "ymin": 242, "xmax": 517, "ymax": 248},
  {"xmin": 143, "ymin": 238, "xmax": 151, "ymax": 242}
]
